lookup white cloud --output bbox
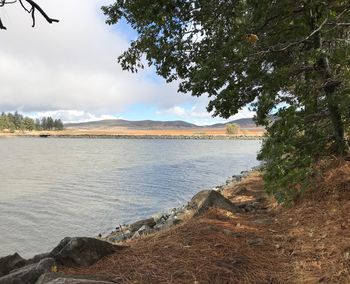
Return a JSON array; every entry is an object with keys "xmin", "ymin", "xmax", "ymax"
[
  {"xmin": 157, "ymin": 105, "xmax": 254, "ymax": 126},
  {"xmin": 30, "ymin": 110, "xmax": 122, "ymax": 123},
  {"xmin": 0, "ymin": 0, "xmax": 198, "ymax": 115},
  {"xmin": 0, "ymin": 1, "xmax": 254, "ymax": 123}
]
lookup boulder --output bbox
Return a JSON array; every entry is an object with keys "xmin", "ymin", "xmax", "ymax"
[
  {"xmin": 26, "ymin": 253, "xmax": 51, "ymax": 266},
  {"xmin": 106, "ymin": 229, "xmax": 133, "ymax": 243},
  {"xmin": 129, "ymin": 218, "xmax": 156, "ymax": 232},
  {"xmin": 0, "ymin": 258, "xmax": 55, "ymax": 284},
  {"xmin": 50, "ymin": 237, "xmax": 122, "ymax": 267},
  {"xmin": 187, "ymin": 190, "xmax": 239, "ymax": 217},
  {"xmin": 152, "ymin": 213, "xmax": 169, "ymax": 224},
  {"xmin": 131, "ymin": 231, "xmax": 140, "ymax": 240},
  {"xmin": 137, "ymin": 225, "xmax": 152, "ymax": 235},
  {"xmin": 36, "ymin": 273, "xmax": 115, "ymax": 284},
  {"xmin": 159, "ymin": 217, "xmax": 182, "ymax": 230},
  {"xmin": 0, "ymin": 253, "xmax": 26, "ymax": 277}
]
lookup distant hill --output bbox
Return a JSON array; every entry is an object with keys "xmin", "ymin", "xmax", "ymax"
[
  {"xmin": 65, "ymin": 119, "xmax": 198, "ymax": 129},
  {"xmin": 64, "ymin": 117, "xmax": 258, "ymax": 130},
  {"xmin": 210, "ymin": 118, "xmax": 257, "ymax": 129}
]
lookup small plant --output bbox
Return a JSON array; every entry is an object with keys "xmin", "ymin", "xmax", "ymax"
[{"xmin": 226, "ymin": 123, "xmax": 240, "ymax": 135}]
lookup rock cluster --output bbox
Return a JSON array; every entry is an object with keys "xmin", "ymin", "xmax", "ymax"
[
  {"xmin": 0, "ymin": 238, "xmax": 122, "ymax": 284},
  {"xmin": 105, "ymin": 208, "xmax": 185, "ymax": 244},
  {"xmin": 103, "ymin": 171, "xmax": 254, "ymax": 244}
]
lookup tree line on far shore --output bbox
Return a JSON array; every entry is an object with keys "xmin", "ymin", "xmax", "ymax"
[{"xmin": 0, "ymin": 112, "xmax": 64, "ymax": 132}]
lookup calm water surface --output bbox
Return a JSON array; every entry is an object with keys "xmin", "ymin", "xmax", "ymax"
[{"xmin": 0, "ymin": 138, "xmax": 261, "ymax": 257}]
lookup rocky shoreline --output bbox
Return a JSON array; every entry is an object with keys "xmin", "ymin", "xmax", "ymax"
[
  {"xmin": 0, "ymin": 167, "xmax": 260, "ymax": 284},
  {"xmin": 100, "ymin": 169, "xmax": 256, "ymax": 245}
]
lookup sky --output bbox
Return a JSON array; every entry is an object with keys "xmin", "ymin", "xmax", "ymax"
[{"xmin": 0, "ymin": 0, "xmax": 253, "ymax": 125}]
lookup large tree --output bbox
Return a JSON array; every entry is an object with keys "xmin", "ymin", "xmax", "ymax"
[
  {"xmin": 102, "ymin": 0, "xmax": 349, "ymax": 149},
  {"xmin": 103, "ymin": 0, "xmax": 350, "ymax": 202},
  {"xmin": 0, "ymin": 0, "xmax": 58, "ymax": 30}
]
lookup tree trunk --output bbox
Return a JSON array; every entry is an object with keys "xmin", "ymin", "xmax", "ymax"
[
  {"xmin": 313, "ymin": 24, "xmax": 348, "ymax": 154},
  {"xmin": 326, "ymin": 92, "xmax": 347, "ymax": 154}
]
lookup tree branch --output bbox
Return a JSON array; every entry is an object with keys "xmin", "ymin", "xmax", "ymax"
[
  {"xmin": 0, "ymin": 17, "xmax": 7, "ymax": 30},
  {"xmin": 254, "ymin": 17, "xmax": 329, "ymax": 56},
  {"xmin": 273, "ymin": 17, "xmax": 329, "ymax": 52},
  {"xmin": 20, "ymin": 0, "xmax": 59, "ymax": 27},
  {"xmin": 0, "ymin": 0, "xmax": 17, "ymax": 7},
  {"xmin": 326, "ymin": 22, "xmax": 350, "ymax": 26},
  {"xmin": 0, "ymin": 0, "xmax": 59, "ymax": 30}
]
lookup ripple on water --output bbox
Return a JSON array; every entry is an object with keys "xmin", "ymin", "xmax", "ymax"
[{"xmin": 0, "ymin": 138, "xmax": 261, "ymax": 257}]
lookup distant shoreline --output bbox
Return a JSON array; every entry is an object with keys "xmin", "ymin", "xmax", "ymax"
[
  {"xmin": 0, "ymin": 127, "xmax": 265, "ymax": 140},
  {"xmin": 0, "ymin": 133, "xmax": 263, "ymax": 140}
]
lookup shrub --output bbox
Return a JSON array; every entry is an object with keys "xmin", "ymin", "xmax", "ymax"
[{"xmin": 226, "ymin": 123, "xmax": 240, "ymax": 135}]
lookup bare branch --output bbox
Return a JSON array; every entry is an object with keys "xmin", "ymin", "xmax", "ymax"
[
  {"xmin": 21, "ymin": 0, "xmax": 59, "ymax": 27},
  {"xmin": 0, "ymin": 0, "xmax": 59, "ymax": 30},
  {"xmin": 254, "ymin": 17, "xmax": 329, "ymax": 56},
  {"xmin": 0, "ymin": 17, "xmax": 7, "ymax": 30},
  {"xmin": 272, "ymin": 17, "xmax": 329, "ymax": 52},
  {"xmin": 326, "ymin": 22, "xmax": 350, "ymax": 26},
  {"xmin": 18, "ymin": 0, "xmax": 30, "ymax": 12},
  {"xmin": 0, "ymin": 0, "xmax": 17, "ymax": 7}
]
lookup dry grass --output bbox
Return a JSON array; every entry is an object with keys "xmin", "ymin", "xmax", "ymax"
[
  {"xmin": 273, "ymin": 158, "xmax": 350, "ymax": 283},
  {"xmin": 61, "ymin": 172, "xmax": 289, "ymax": 283},
  {"xmin": 62, "ymin": 209, "xmax": 288, "ymax": 283}
]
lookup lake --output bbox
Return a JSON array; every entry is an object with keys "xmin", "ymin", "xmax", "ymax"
[{"xmin": 0, "ymin": 138, "xmax": 261, "ymax": 257}]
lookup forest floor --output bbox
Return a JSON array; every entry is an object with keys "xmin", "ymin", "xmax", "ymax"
[{"xmin": 61, "ymin": 158, "xmax": 350, "ymax": 283}]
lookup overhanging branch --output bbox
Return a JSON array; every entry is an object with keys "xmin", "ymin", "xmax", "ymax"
[
  {"xmin": 254, "ymin": 17, "xmax": 329, "ymax": 56},
  {"xmin": 0, "ymin": 0, "xmax": 59, "ymax": 30},
  {"xmin": 20, "ymin": 0, "xmax": 59, "ymax": 27}
]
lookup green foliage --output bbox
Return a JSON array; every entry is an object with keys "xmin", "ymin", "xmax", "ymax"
[
  {"xmin": 226, "ymin": 123, "xmax": 240, "ymax": 135},
  {"xmin": 258, "ymin": 107, "xmax": 334, "ymax": 204},
  {"xmin": 0, "ymin": 112, "xmax": 64, "ymax": 132},
  {"xmin": 103, "ymin": 0, "xmax": 350, "ymax": 203}
]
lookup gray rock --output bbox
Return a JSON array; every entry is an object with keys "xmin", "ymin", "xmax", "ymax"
[
  {"xmin": 247, "ymin": 237, "xmax": 264, "ymax": 246},
  {"xmin": 236, "ymin": 200, "xmax": 265, "ymax": 213},
  {"xmin": 232, "ymin": 175, "xmax": 243, "ymax": 182},
  {"xmin": 129, "ymin": 218, "xmax": 156, "ymax": 232},
  {"xmin": 36, "ymin": 273, "xmax": 115, "ymax": 284},
  {"xmin": 50, "ymin": 237, "xmax": 122, "ymax": 267},
  {"xmin": 188, "ymin": 190, "xmax": 239, "ymax": 217},
  {"xmin": 137, "ymin": 225, "xmax": 151, "ymax": 235},
  {"xmin": 26, "ymin": 253, "xmax": 51, "ymax": 265},
  {"xmin": 131, "ymin": 231, "xmax": 140, "ymax": 240},
  {"xmin": 0, "ymin": 253, "xmax": 26, "ymax": 277},
  {"xmin": 0, "ymin": 258, "xmax": 55, "ymax": 284},
  {"xmin": 158, "ymin": 217, "xmax": 182, "ymax": 230},
  {"xmin": 212, "ymin": 185, "xmax": 224, "ymax": 192},
  {"xmin": 152, "ymin": 213, "xmax": 169, "ymax": 224},
  {"xmin": 107, "ymin": 234, "xmax": 127, "ymax": 243},
  {"xmin": 107, "ymin": 231, "xmax": 133, "ymax": 243}
]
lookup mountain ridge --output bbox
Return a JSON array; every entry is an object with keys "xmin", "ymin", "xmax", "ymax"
[{"xmin": 64, "ymin": 117, "xmax": 258, "ymax": 129}]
